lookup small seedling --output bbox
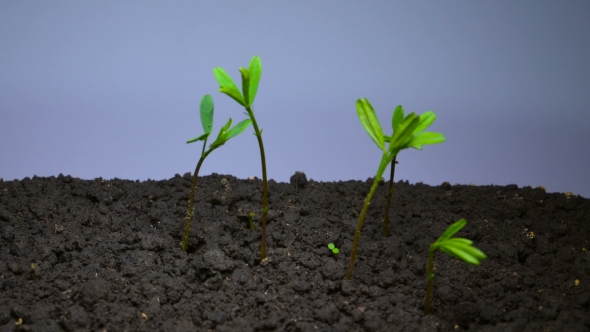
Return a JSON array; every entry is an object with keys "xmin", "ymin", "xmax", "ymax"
[
  {"xmin": 327, "ymin": 243, "xmax": 340, "ymax": 258},
  {"xmin": 180, "ymin": 94, "xmax": 252, "ymax": 252},
  {"xmin": 424, "ymin": 218, "xmax": 487, "ymax": 315},
  {"xmin": 382, "ymin": 105, "xmax": 439, "ymax": 237},
  {"xmin": 345, "ymin": 99, "xmax": 445, "ymax": 280},
  {"xmin": 214, "ymin": 56, "xmax": 271, "ymax": 261},
  {"xmin": 247, "ymin": 212, "xmax": 256, "ymax": 229}
]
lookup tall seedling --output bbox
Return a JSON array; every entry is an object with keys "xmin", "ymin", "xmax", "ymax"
[
  {"xmin": 381, "ymin": 105, "xmax": 436, "ymax": 237},
  {"xmin": 213, "ymin": 56, "xmax": 270, "ymax": 260},
  {"xmin": 181, "ymin": 94, "xmax": 251, "ymax": 252},
  {"xmin": 346, "ymin": 99, "xmax": 445, "ymax": 279}
]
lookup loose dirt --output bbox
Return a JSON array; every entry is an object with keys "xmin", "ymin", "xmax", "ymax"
[{"xmin": 0, "ymin": 172, "xmax": 588, "ymax": 331}]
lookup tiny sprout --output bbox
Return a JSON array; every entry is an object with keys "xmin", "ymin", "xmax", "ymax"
[
  {"xmin": 424, "ymin": 218, "xmax": 487, "ymax": 315},
  {"xmin": 181, "ymin": 94, "xmax": 252, "ymax": 252},
  {"xmin": 346, "ymin": 99, "xmax": 445, "ymax": 280},
  {"xmin": 247, "ymin": 212, "xmax": 256, "ymax": 230},
  {"xmin": 327, "ymin": 243, "xmax": 340, "ymax": 257}
]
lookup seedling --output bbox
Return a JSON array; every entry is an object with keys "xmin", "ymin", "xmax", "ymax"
[
  {"xmin": 345, "ymin": 99, "xmax": 445, "ymax": 280},
  {"xmin": 424, "ymin": 218, "xmax": 487, "ymax": 315},
  {"xmin": 247, "ymin": 212, "xmax": 256, "ymax": 229},
  {"xmin": 180, "ymin": 94, "xmax": 252, "ymax": 252},
  {"xmin": 327, "ymin": 243, "xmax": 340, "ymax": 258},
  {"xmin": 214, "ymin": 56, "xmax": 271, "ymax": 261}
]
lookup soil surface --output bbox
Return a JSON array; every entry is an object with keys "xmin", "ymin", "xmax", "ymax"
[{"xmin": 0, "ymin": 172, "xmax": 589, "ymax": 331}]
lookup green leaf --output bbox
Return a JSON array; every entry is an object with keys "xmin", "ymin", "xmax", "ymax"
[
  {"xmin": 392, "ymin": 105, "xmax": 404, "ymax": 132},
  {"xmin": 225, "ymin": 118, "xmax": 252, "ymax": 141},
  {"xmin": 239, "ymin": 67, "xmax": 250, "ymax": 106},
  {"xmin": 200, "ymin": 94, "xmax": 214, "ymax": 134},
  {"xmin": 213, "ymin": 67, "xmax": 246, "ymax": 106},
  {"xmin": 413, "ymin": 111, "xmax": 437, "ymax": 133},
  {"xmin": 436, "ymin": 218, "xmax": 467, "ymax": 243},
  {"xmin": 440, "ymin": 240, "xmax": 486, "ymax": 265},
  {"xmin": 388, "ymin": 113, "xmax": 420, "ymax": 153},
  {"xmin": 408, "ymin": 132, "xmax": 446, "ymax": 150},
  {"xmin": 356, "ymin": 98, "xmax": 385, "ymax": 151},
  {"xmin": 248, "ymin": 56, "xmax": 262, "ymax": 106},
  {"xmin": 186, "ymin": 132, "xmax": 209, "ymax": 144},
  {"xmin": 210, "ymin": 118, "xmax": 232, "ymax": 149}
]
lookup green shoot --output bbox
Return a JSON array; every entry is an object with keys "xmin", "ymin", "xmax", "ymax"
[
  {"xmin": 214, "ymin": 56, "xmax": 270, "ymax": 261},
  {"xmin": 181, "ymin": 94, "xmax": 252, "ymax": 252},
  {"xmin": 345, "ymin": 99, "xmax": 445, "ymax": 280},
  {"xmin": 247, "ymin": 212, "xmax": 256, "ymax": 230},
  {"xmin": 424, "ymin": 218, "xmax": 487, "ymax": 315},
  {"xmin": 327, "ymin": 243, "xmax": 340, "ymax": 258}
]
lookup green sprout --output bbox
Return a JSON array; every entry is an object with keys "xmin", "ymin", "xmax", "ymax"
[
  {"xmin": 327, "ymin": 243, "xmax": 340, "ymax": 258},
  {"xmin": 180, "ymin": 94, "xmax": 252, "ymax": 252},
  {"xmin": 381, "ymin": 103, "xmax": 435, "ymax": 237},
  {"xmin": 247, "ymin": 212, "xmax": 256, "ymax": 230},
  {"xmin": 345, "ymin": 99, "xmax": 445, "ymax": 280},
  {"xmin": 213, "ymin": 56, "xmax": 271, "ymax": 261},
  {"xmin": 424, "ymin": 218, "xmax": 487, "ymax": 315}
]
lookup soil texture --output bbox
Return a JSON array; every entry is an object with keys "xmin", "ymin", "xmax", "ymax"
[{"xmin": 0, "ymin": 172, "xmax": 589, "ymax": 331}]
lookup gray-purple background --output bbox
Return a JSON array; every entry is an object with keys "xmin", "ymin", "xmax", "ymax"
[{"xmin": 2, "ymin": 1, "xmax": 589, "ymax": 198}]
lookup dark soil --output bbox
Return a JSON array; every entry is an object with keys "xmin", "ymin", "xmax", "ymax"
[{"xmin": 0, "ymin": 172, "xmax": 589, "ymax": 331}]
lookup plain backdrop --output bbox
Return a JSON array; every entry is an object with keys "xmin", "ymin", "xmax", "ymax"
[{"xmin": 1, "ymin": 1, "xmax": 589, "ymax": 198}]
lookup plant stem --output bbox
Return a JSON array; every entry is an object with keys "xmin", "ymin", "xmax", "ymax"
[
  {"xmin": 245, "ymin": 106, "xmax": 269, "ymax": 261},
  {"xmin": 181, "ymin": 154, "xmax": 206, "ymax": 252},
  {"xmin": 424, "ymin": 246, "xmax": 435, "ymax": 315},
  {"xmin": 345, "ymin": 154, "xmax": 389, "ymax": 280},
  {"xmin": 382, "ymin": 156, "xmax": 398, "ymax": 237}
]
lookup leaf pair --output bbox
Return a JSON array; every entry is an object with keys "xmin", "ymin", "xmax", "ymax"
[
  {"xmin": 430, "ymin": 219, "xmax": 487, "ymax": 265},
  {"xmin": 186, "ymin": 94, "xmax": 252, "ymax": 151},
  {"xmin": 356, "ymin": 98, "xmax": 446, "ymax": 156},
  {"xmin": 213, "ymin": 56, "xmax": 262, "ymax": 108}
]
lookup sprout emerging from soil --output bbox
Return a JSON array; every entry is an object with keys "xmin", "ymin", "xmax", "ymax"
[
  {"xmin": 213, "ymin": 56, "xmax": 271, "ymax": 261},
  {"xmin": 424, "ymin": 218, "xmax": 487, "ymax": 315},
  {"xmin": 328, "ymin": 243, "xmax": 339, "ymax": 258},
  {"xmin": 345, "ymin": 99, "xmax": 445, "ymax": 280},
  {"xmin": 247, "ymin": 212, "xmax": 256, "ymax": 229},
  {"xmin": 181, "ymin": 94, "xmax": 252, "ymax": 252}
]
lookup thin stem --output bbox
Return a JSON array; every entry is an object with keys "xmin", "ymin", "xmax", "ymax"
[
  {"xmin": 181, "ymin": 154, "xmax": 206, "ymax": 252},
  {"xmin": 382, "ymin": 156, "xmax": 398, "ymax": 237},
  {"xmin": 424, "ymin": 247, "xmax": 435, "ymax": 315},
  {"xmin": 345, "ymin": 154, "xmax": 389, "ymax": 280},
  {"xmin": 245, "ymin": 106, "xmax": 269, "ymax": 261}
]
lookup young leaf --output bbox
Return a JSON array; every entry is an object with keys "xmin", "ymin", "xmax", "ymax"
[
  {"xmin": 210, "ymin": 118, "xmax": 233, "ymax": 149},
  {"xmin": 225, "ymin": 119, "xmax": 252, "ymax": 141},
  {"xmin": 392, "ymin": 105, "xmax": 404, "ymax": 132},
  {"xmin": 200, "ymin": 94, "xmax": 214, "ymax": 135},
  {"xmin": 356, "ymin": 98, "xmax": 385, "ymax": 151},
  {"xmin": 248, "ymin": 56, "xmax": 262, "ymax": 106},
  {"xmin": 408, "ymin": 132, "xmax": 446, "ymax": 150},
  {"xmin": 186, "ymin": 133, "xmax": 209, "ymax": 144},
  {"xmin": 440, "ymin": 239, "xmax": 487, "ymax": 265},
  {"xmin": 436, "ymin": 218, "xmax": 467, "ymax": 243},
  {"xmin": 388, "ymin": 113, "xmax": 420, "ymax": 153},
  {"xmin": 413, "ymin": 111, "xmax": 437, "ymax": 134},
  {"xmin": 213, "ymin": 67, "xmax": 246, "ymax": 106},
  {"xmin": 239, "ymin": 67, "xmax": 250, "ymax": 106}
]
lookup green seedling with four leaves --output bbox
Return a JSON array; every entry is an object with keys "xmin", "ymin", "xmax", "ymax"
[
  {"xmin": 213, "ymin": 56, "xmax": 271, "ymax": 261},
  {"xmin": 424, "ymin": 218, "xmax": 487, "ymax": 315},
  {"xmin": 180, "ymin": 94, "xmax": 252, "ymax": 252},
  {"xmin": 345, "ymin": 98, "xmax": 445, "ymax": 280}
]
